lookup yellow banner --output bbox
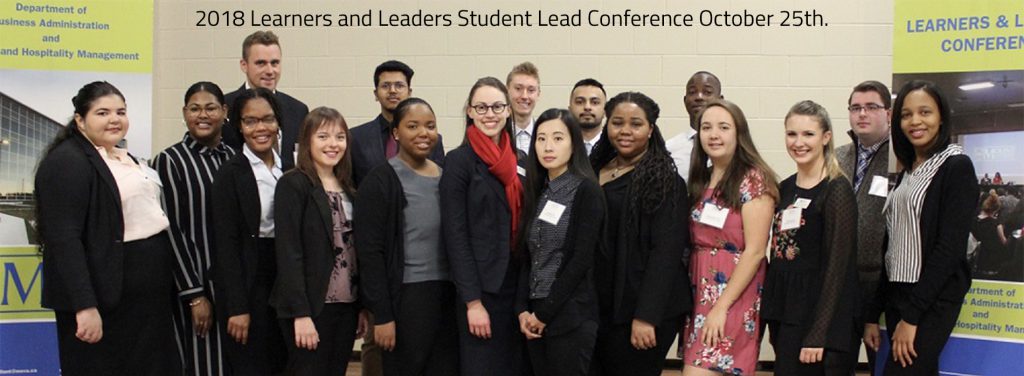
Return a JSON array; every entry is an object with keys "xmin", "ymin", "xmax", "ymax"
[
  {"xmin": 0, "ymin": 0, "xmax": 152, "ymax": 72},
  {"xmin": 0, "ymin": 247, "xmax": 53, "ymax": 321},
  {"xmin": 956, "ymin": 280, "xmax": 1024, "ymax": 341},
  {"xmin": 893, "ymin": 0, "xmax": 1024, "ymax": 73}
]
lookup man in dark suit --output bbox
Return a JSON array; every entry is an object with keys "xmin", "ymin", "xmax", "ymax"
[
  {"xmin": 350, "ymin": 60, "xmax": 444, "ymax": 187},
  {"xmin": 838, "ymin": 80, "xmax": 892, "ymax": 375},
  {"xmin": 222, "ymin": 30, "xmax": 309, "ymax": 170}
]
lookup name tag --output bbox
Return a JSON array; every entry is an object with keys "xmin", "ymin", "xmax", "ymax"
[
  {"xmin": 793, "ymin": 198, "xmax": 812, "ymax": 209},
  {"xmin": 698, "ymin": 204, "xmax": 729, "ymax": 229},
  {"xmin": 869, "ymin": 175, "xmax": 888, "ymax": 197},
  {"xmin": 780, "ymin": 207, "xmax": 802, "ymax": 231},
  {"xmin": 538, "ymin": 200, "xmax": 566, "ymax": 225},
  {"xmin": 517, "ymin": 165, "xmax": 526, "ymax": 177}
]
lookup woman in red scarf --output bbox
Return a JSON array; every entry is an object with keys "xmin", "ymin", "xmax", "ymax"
[{"xmin": 440, "ymin": 76, "xmax": 526, "ymax": 376}]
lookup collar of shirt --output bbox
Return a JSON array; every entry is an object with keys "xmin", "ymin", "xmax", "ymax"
[
  {"xmin": 181, "ymin": 133, "xmax": 231, "ymax": 156},
  {"xmin": 546, "ymin": 172, "xmax": 580, "ymax": 195},
  {"xmin": 514, "ymin": 118, "xmax": 535, "ymax": 135},
  {"xmin": 856, "ymin": 134, "xmax": 889, "ymax": 156},
  {"xmin": 244, "ymin": 81, "xmax": 276, "ymax": 94},
  {"xmin": 584, "ymin": 131, "xmax": 602, "ymax": 146},
  {"xmin": 243, "ymin": 143, "xmax": 282, "ymax": 171},
  {"xmin": 95, "ymin": 145, "xmax": 131, "ymax": 165}
]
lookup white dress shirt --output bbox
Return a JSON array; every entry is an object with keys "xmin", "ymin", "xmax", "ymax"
[
  {"xmin": 243, "ymin": 144, "xmax": 283, "ymax": 237},
  {"xmin": 665, "ymin": 128, "xmax": 697, "ymax": 180}
]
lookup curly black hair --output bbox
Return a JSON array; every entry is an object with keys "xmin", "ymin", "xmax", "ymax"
[{"xmin": 589, "ymin": 92, "xmax": 680, "ymax": 226}]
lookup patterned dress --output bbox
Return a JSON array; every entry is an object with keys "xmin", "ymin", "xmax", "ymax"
[{"xmin": 682, "ymin": 169, "xmax": 769, "ymax": 375}]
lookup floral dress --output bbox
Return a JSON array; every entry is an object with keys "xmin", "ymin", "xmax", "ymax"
[{"xmin": 681, "ymin": 169, "xmax": 768, "ymax": 375}]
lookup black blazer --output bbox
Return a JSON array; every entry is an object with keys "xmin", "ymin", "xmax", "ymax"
[
  {"xmin": 868, "ymin": 154, "xmax": 978, "ymax": 325},
  {"xmin": 211, "ymin": 154, "xmax": 265, "ymax": 317},
  {"xmin": 269, "ymin": 171, "xmax": 349, "ymax": 318},
  {"xmin": 223, "ymin": 85, "xmax": 310, "ymax": 170},
  {"xmin": 354, "ymin": 162, "xmax": 418, "ymax": 324},
  {"xmin": 350, "ymin": 115, "xmax": 445, "ymax": 187},
  {"xmin": 605, "ymin": 175, "xmax": 693, "ymax": 326},
  {"xmin": 36, "ymin": 132, "xmax": 127, "ymax": 312},
  {"xmin": 515, "ymin": 178, "xmax": 605, "ymax": 336},
  {"xmin": 440, "ymin": 145, "xmax": 514, "ymax": 303}
]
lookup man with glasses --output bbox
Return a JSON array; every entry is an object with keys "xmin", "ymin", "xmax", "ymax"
[
  {"xmin": 568, "ymin": 78, "xmax": 607, "ymax": 155},
  {"xmin": 223, "ymin": 30, "xmax": 309, "ymax": 170},
  {"xmin": 507, "ymin": 62, "xmax": 541, "ymax": 159},
  {"xmin": 351, "ymin": 60, "xmax": 445, "ymax": 187},
  {"xmin": 666, "ymin": 71, "xmax": 723, "ymax": 179},
  {"xmin": 838, "ymin": 80, "xmax": 892, "ymax": 375}
]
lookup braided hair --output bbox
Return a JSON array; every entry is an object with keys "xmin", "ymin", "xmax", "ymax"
[{"xmin": 589, "ymin": 92, "xmax": 680, "ymax": 224}]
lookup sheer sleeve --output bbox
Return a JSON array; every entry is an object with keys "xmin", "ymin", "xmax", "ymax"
[{"xmin": 803, "ymin": 178, "xmax": 858, "ymax": 347}]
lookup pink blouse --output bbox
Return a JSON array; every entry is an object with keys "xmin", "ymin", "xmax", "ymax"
[{"xmin": 97, "ymin": 147, "xmax": 169, "ymax": 241}]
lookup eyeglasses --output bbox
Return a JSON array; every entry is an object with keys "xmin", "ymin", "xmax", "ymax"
[
  {"xmin": 378, "ymin": 82, "xmax": 408, "ymax": 91},
  {"xmin": 848, "ymin": 103, "xmax": 886, "ymax": 114},
  {"xmin": 471, "ymin": 103, "xmax": 508, "ymax": 115},
  {"xmin": 186, "ymin": 105, "xmax": 223, "ymax": 116},
  {"xmin": 241, "ymin": 116, "xmax": 278, "ymax": 128}
]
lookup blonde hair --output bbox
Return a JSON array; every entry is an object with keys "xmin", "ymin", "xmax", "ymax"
[
  {"xmin": 784, "ymin": 100, "xmax": 845, "ymax": 180},
  {"xmin": 506, "ymin": 61, "xmax": 539, "ymax": 86}
]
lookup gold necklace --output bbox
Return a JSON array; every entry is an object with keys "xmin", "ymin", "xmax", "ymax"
[{"xmin": 610, "ymin": 156, "xmax": 641, "ymax": 178}]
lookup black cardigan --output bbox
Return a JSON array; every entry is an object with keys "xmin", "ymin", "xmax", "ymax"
[
  {"xmin": 353, "ymin": 161, "xmax": 417, "ymax": 325},
  {"xmin": 269, "ymin": 170, "xmax": 353, "ymax": 318},
  {"xmin": 604, "ymin": 175, "xmax": 693, "ymax": 325},
  {"xmin": 514, "ymin": 178, "xmax": 606, "ymax": 335},
  {"xmin": 211, "ymin": 154, "xmax": 264, "ymax": 317},
  {"xmin": 867, "ymin": 154, "xmax": 978, "ymax": 325},
  {"xmin": 36, "ymin": 132, "xmax": 129, "ymax": 312}
]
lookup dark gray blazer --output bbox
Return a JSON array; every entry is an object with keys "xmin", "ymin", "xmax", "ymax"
[{"xmin": 836, "ymin": 132, "xmax": 889, "ymax": 282}]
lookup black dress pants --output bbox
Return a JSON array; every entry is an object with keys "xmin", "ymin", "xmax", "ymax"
[
  {"xmin": 280, "ymin": 302, "xmax": 359, "ymax": 376},
  {"xmin": 381, "ymin": 280, "xmax": 459, "ymax": 376},
  {"xmin": 221, "ymin": 238, "xmax": 288, "ymax": 375},
  {"xmin": 767, "ymin": 321, "xmax": 857, "ymax": 376},
  {"xmin": 456, "ymin": 264, "xmax": 525, "ymax": 376},
  {"xmin": 55, "ymin": 233, "xmax": 180, "ymax": 376},
  {"xmin": 527, "ymin": 320, "xmax": 598, "ymax": 376},
  {"xmin": 588, "ymin": 315, "xmax": 681, "ymax": 376},
  {"xmin": 882, "ymin": 282, "xmax": 962, "ymax": 376}
]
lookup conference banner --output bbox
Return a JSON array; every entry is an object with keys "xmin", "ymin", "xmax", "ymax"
[
  {"xmin": 887, "ymin": 0, "xmax": 1024, "ymax": 375},
  {"xmin": 0, "ymin": 1, "xmax": 153, "ymax": 374}
]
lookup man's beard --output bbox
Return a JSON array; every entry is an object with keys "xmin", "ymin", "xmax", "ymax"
[{"xmin": 579, "ymin": 120, "xmax": 601, "ymax": 130}]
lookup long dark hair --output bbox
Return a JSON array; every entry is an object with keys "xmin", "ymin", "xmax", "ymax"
[
  {"xmin": 589, "ymin": 92, "xmax": 680, "ymax": 220},
  {"xmin": 517, "ymin": 109, "xmax": 598, "ymax": 254},
  {"xmin": 228, "ymin": 88, "xmax": 283, "ymax": 134},
  {"xmin": 688, "ymin": 99, "xmax": 779, "ymax": 209},
  {"xmin": 293, "ymin": 107, "xmax": 356, "ymax": 197},
  {"xmin": 460, "ymin": 76, "xmax": 514, "ymax": 146},
  {"xmin": 37, "ymin": 81, "xmax": 125, "ymax": 253},
  {"xmin": 891, "ymin": 80, "xmax": 952, "ymax": 171}
]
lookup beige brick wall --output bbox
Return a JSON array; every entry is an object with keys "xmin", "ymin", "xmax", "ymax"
[{"xmin": 153, "ymin": 0, "xmax": 893, "ymax": 179}]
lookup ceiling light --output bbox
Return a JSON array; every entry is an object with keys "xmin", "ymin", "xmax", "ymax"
[
  {"xmin": 959, "ymin": 82, "xmax": 995, "ymax": 91},
  {"xmin": 1008, "ymin": 102, "xmax": 1024, "ymax": 108}
]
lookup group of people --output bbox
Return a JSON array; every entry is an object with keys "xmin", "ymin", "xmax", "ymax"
[{"xmin": 35, "ymin": 30, "xmax": 983, "ymax": 376}]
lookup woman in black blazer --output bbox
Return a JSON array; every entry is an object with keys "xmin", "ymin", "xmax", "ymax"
[
  {"xmin": 587, "ymin": 92, "xmax": 692, "ymax": 376},
  {"xmin": 211, "ymin": 88, "xmax": 288, "ymax": 374},
  {"xmin": 864, "ymin": 80, "xmax": 978, "ymax": 375},
  {"xmin": 36, "ymin": 81, "xmax": 179, "ymax": 375},
  {"xmin": 515, "ymin": 109, "xmax": 605, "ymax": 376},
  {"xmin": 355, "ymin": 98, "xmax": 458, "ymax": 375},
  {"xmin": 440, "ymin": 77, "xmax": 525, "ymax": 376},
  {"xmin": 271, "ymin": 106, "xmax": 367, "ymax": 375}
]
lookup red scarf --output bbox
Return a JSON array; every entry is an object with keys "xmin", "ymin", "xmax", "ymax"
[{"xmin": 467, "ymin": 125, "xmax": 523, "ymax": 248}]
